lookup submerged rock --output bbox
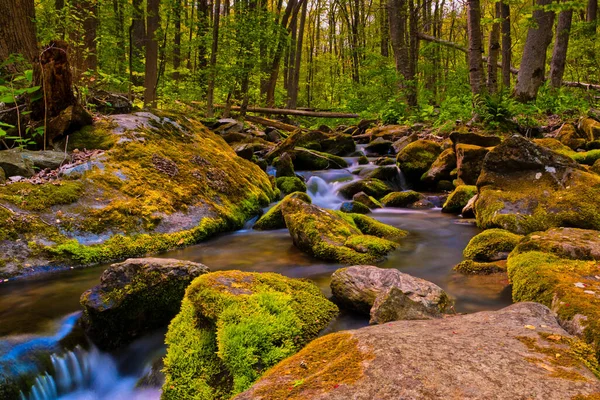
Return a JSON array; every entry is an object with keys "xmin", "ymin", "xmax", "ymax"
[
  {"xmin": 236, "ymin": 302, "xmax": 600, "ymax": 400},
  {"xmin": 282, "ymin": 198, "xmax": 404, "ymax": 264},
  {"xmin": 80, "ymin": 257, "xmax": 209, "ymax": 350},
  {"xmin": 330, "ymin": 265, "xmax": 450, "ymax": 324},
  {"xmin": 474, "ymin": 135, "xmax": 600, "ymax": 234},
  {"xmin": 162, "ymin": 271, "xmax": 338, "ymax": 399}
]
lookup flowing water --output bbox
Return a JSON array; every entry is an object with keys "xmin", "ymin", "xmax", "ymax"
[{"xmin": 0, "ymin": 155, "xmax": 512, "ymax": 399}]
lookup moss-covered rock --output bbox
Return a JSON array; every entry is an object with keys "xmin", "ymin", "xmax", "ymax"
[
  {"xmin": 161, "ymin": 270, "xmax": 339, "ymax": 399},
  {"xmin": 421, "ymin": 148, "xmax": 456, "ymax": 186},
  {"xmin": 455, "ymin": 144, "xmax": 490, "ymax": 185},
  {"xmin": 352, "ymin": 192, "xmax": 382, "ymax": 209},
  {"xmin": 275, "ymin": 176, "xmax": 306, "ymax": 195},
  {"xmin": 80, "ymin": 257, "xmax": 209, "ymax": 350},
  {"xmin": 449, "ymin": 131, "xmax": 502, "ymax": 148},
  {"xmin": 580, "ymin": 117, "xmax": 600, "ymax": 141},
  {"xmin": 380, "ymin": 190, "xmax": 423, "ymax": 208},
  {"xmin": 282, "ymin": 198, "xmax": 402, "ymax": 264},
  {"xmin": 474, "ymin": 135, "xmax": 600, "ymax": 234},
  {"xmin": 0, "ymin": 112, "xmax": 278, "ymax": 278},
  {"xmin": 338, "ymin": 178, "xmax": 392, "ymax": 199},
  {"xmin": 396, "ymin": 140, "xmax": 442, "ymax": 188},
  {"xmin": 507, "ymin": 250, "xmax": 600, "ymax": 360},
  {"xmin": 273, "ymin": 152, "xmax": 295, "ymax": 178},
  {"xmin": 556, "ymin": 123, "xmax": 587, "ymax": 150},
  {"xmin": 253, "ymin": 192, "xmax": 311, "ymax": 231},
  {"xmin": 339, "ymin": 201, "xmax": 371, "ymax": 214},
  {"xmin": 453, "ymin": 260, "xmax": 507, "ymax": 275},
  {"xmin": 357, "ymin": 155, "xmax": 369, "ymax": 165},
  {"xmin": 463, "ymin": 228, "xmax": 523, "ymax": 261},
  {"xmin": 441, "ymin": 185, "xmax": 477, "ymax": 214},
  {"xmin": 291, "ymin": 148, "xmax": 348, "ymax": 170},
  {"xmin": 511, "ymin": 227, "xmax": 600, "ymax": 260},
  {"xmin": 571, "ymin": 150, "xmax": 600, "ymax": 165}
]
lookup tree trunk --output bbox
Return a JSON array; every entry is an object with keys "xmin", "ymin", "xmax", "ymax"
[
  {"xmin": 144, "ymin": 0, "xmax": 160, "ymax": 107},
  {"xmin": 287, "ymin": 0, "xmax": 308, "ymax": 108},
  {"xmin": 588, "ymin": 0, "xmax": 597, "ymax": 30},
  {"xmin": 549, "ymin": 5, "xmax": 573, "ymax": 88},
  {"xmin": 206, "ymin": 0, "xmax": 222, "ymax": 117},
  {"xmin": 388, "ymin": 0, "xmax": 418, "ymax": 106},
  {"xmin": 0, "ymin": 0, "xmax": 38, "ymax": 64},
  {"xmin": 487, "ymin": 2, "xmax": 501, "ymax": 94},
  {"xmin": 466, "ymin": 0, "xmax": 484, "ymax": 95},
  {"xmin": 500, "ymin": 1, "xmax": 511, "ymax": 89},
  {"xmin": 173, "ymin": 0, "xmax": 182, "ymax": 81},
  {"xmin": 75, "ymin": 0, "xmax": 98, "ymax": 74},
  {"xmin": 130, "ymin": 0, "xmax": 146, "ymax": 86},
  {"xmin": 380, "ymin": 0, "xmax": 390, "ymax": 57},
  {"xmin": 514, "ymin": 0, "xmax": 555, "ymax": 102}
]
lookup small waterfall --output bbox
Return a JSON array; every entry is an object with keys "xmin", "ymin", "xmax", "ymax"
[
  {"xmin": 20, "ymin": 346, "xmax": 161, "ymax": 400},
  {"xmin": 396, "ymin": 166, "xmax": 408, "ymax": 191},
  {"xmin": 306, "ymin": 176, "xmax": 346, "ymax": 209}
]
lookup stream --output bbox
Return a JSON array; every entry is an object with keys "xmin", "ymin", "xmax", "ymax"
[{"xmin": 0, "ymin": 154, "xmax": 512, "ymax": 399}]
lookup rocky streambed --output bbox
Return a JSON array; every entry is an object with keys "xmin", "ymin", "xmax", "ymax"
[{"xmin": 2, "ymin": 112, "xmax": 600, "ymax": 399}]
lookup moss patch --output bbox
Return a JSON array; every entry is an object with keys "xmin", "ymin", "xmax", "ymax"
[
  {"xmin": 442, "ymin": 185, "xmax": 477, "ymax": 214},
  {"xmin": 338, "ymin": 178, "xmax": 392, "ymax": 200},
  {"xmin": 380, "ymin": 190, "xmax": 422, "ymax": 207},
  {"xmin": 276, "ymin": 176, "xmax": 306, "ymax": 195},
  {"xmin": 508, "ymin": 250, "xmax": 600, "ymax": 360},
  {"xmin": 463, "ymin": 228, "xmax": 523, "ymax": 261},
  {"xmin": 0, "ymin": 181, "xmax": 84, "ymax": 212},
  {"xmin": 162, "ymin": 271, "xmax": 339, "ymax": 399},
  {"xmin": 396, "ymin": 140, "xmax": 442, "ymax": 187},
  {"xmin": 250, "ymin": 333, "xmax": 373, "ymax": 400}
]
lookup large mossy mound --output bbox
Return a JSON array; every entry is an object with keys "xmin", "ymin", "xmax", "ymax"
[
  {"xmin": 282, "ymin": 198, "xmax": 405, "ymax": 264},
  {"xmin": 474, "ymin": 135, "xmax": 600, "ymax": 234},
  {"xmin": 253, "ymin": 192, "xmax": 311, "ymax": 230},
  {"xmin": 507, "ymin": 250, "xmax": 600, "ymax": 361},
  {"xmin": 161, "ymin": 271, "xmax": 339, "ymax": 399},
  {"xmin": 0, "ymin": 112, "xmax": 278, "ymax": 277},
  {"xmin": 396, "ymin": 140, "xmax": 441, "ymax": 188},
  {"xmin": 463, "ymin": 228, "xmax": 523, "ymax": 261}
]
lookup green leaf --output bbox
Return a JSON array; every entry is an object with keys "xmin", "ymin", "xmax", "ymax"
[
  {"xmin": 0, "ymin": 94, "xmax": 15, "ymax": 103},
  {"xmin": 0, "ymin": 121, "xmax": 14, "ymax": 128}
]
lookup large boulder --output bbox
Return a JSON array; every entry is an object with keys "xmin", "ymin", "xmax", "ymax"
[
  {"xmin": 253, "ymin": 192, "xmax": 311, "ymax": 230},
  {"xmin": 80, "ymin": 257, "xmax": 209, "ymax": 349},
  {"xmin": 396, "ymin": 140, "xmax": 442, "ymax": 188},
  {"xmin": 474, "ymin": 135, "xmax": 600, "ymax": 234},
  {"xmin": 282, "ymin": 198, "xmax": 405, "ymax": 264},
  {"xmin": 330, "ymin": 265, "xmax": 451, "ymax": 324},
  {"xmin": 455, "ymin": 144, "xmax": 490, "ymax": 185},
  {"xmin": 161, "ymin": 271, "xmax": 339, "ymax": 399},
  {"xmin": 512, "ymin": 227, "xmax": 600, "ymax": 260},
  {"xmin": 236, "ymin": 302, "xmax": 600, "ymax": 400}
]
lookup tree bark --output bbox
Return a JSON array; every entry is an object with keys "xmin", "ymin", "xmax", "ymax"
[
  {"xmin": 0, "ymin": 0, "xmax": 38, "ymax": 64},
  {"xmin": 173, "ymin": 0, "xmax": 182, "ymax": 81},
  {"xmin": 388, "ymin": 0, "xmax": 418, "ymax": 106},
  {"xmin": 500, "ymin": 1, "xmax": 511, "ymax": 89},
  {"xmin": 380, "ymin": 0, "xmax": 390, "ymax": 57},
  {"xmin": 466, "ymin": 0, "xmax": 484, "ymax": 95},
  {"xmin": 514, "ymin": 0, "xmax": 555, "ymax": 102},
  {"xmin": 144, "ymin": 0, "xmax": 160, "ymax": 107},
  {"xmin": 130, "ymin": 0, "xmax": 146, "ymax": 87},
  {"xmin": 549, "ymin": 5, "xmax": 573, "ymax": 88},
  {"xmin": 487, "ymin": 2, "xmax": 501, "ymax": 93},
  {"xmin": 206, "ymin": 0, "xmax": 222, "ymax": 117},
  {"xmin": 287, "ymin": 0, "xmax": 308, "ymax": 108},
  {"xmin": 588, "ymin": 0, "xmax": 597, "ymax": 29}
]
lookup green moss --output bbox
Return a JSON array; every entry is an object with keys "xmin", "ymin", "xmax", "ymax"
[
  {"xmin": 396, "ymin": 140, "xmax": 442, "ymax": 186},
  {"xmin": 475, "ymin": 170, "xmax": 600, "ymax": 234},
  {"xmin": 442, "ymin": 185, "xmax": 477, "ymax": 214},
  {"xmin": 67, "ymin": 120, "xmax": 118, "ymax": 150},
  {"xmin": 162, "ymin": 271, "xmax": 339, "ymax": 399},
  {"xmin": 463, "ymin": 228, "xmax": 523, "ymax": 261},
  {"xmin": 275, "ymin": 176, "xmax": 306, "ymax": 195},
  {"xmin": 338, "ymin": 178, "xmax": 392, "ymax": 199},
  {"xmin": 572, "ymin": 150, "xmax": 600, "ymax": 166},
  {"xmin": 358, "ymin": 155, "xmax": 369, "ymax": 165},
  {"xmin": 282, "ymin": 198, "xmax": 400, "ymax": 264},
  {"xmin": 0, "ymin": 181, "xmax": 84, "ymax": 211},
  {"xmin": 507, "ymin": 250, "xmax": 600, "ymax": 360},
  {"xmin": 292, "ymin": 148, "xmax": 348, "ymax": 170},
  {"xmin": 453, "ymin": 260, "xmax": 507, "ymax": 275},
  {"xmin": 251, "ymin": 332, "xmax": 373, "ymax": 400},
  {"xmin": 343, "ymin": 212, "xmax": 408, "ymax": 242},
  {"xmin": 380, "ymin": 190, "xmax": 422, "ymax": 207},
  {"xmin": 253, "ymin": 192, "xmax": 311, "ymax": 231},
  {"xmin": 339, "ymin": 201, "xmax": 371, "ymax": 214}
]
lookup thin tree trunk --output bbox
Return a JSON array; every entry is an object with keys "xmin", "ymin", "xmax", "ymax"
[
  {"xmin": 487, "ymin": 2, "xmax": 501, "ymax": 93},
  {"xmin": 389, "ymin": 0, "xmax": 417, "ymax": 106},
  {"xmin": 288, "ymin": 0, "xmax": 308, "ymax": 108},
  {"xmin": 0, "ymin": 0, "xmax": 38, "ymax": 64},
  {"xmin": 173, "ymin": 0, "xmax": 182, "ymax": 81},
  {"xmin": 500, "ymin": 1, "xmax": 511, "ymax": 89},
  {"xmin": 144, "ymin": 0, "xmax": 160, "ymax": 107},
  {"xmin": 588, "ymin": 0, "xmax": 597, "ymax": 31},
  {"xmin": 466, "ymin": 0, "xmax": 484, "ymax": 95},
  {"xmin": 549, "ymin": 5, "xmax": 573, "ymax": 88},
  {"xmin": 380, "ymin": 0, "xmax": 390, "ymax": 56},
  {"xmin": 131, "ymin": 0, "xmax": 146, "ymax": 86},
  {"xmin": 206, "ymin": 0, "xmax": 221, "ymax": 117},
  {"xmin": 514, "ymin": 0, "xmax": 555, "ymax": 102}
]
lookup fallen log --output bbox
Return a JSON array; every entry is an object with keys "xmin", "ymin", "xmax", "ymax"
[
  {"xmin": 214, "ymin": 104, "xmax": 359, "ymax": 118},
  {"xmin": 244, "ymin": 115, "xmax": 300, "ymax": 132},
  {"xmin": 417, "ymin": 32, "xmax": 600, "ymax": 91}
]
